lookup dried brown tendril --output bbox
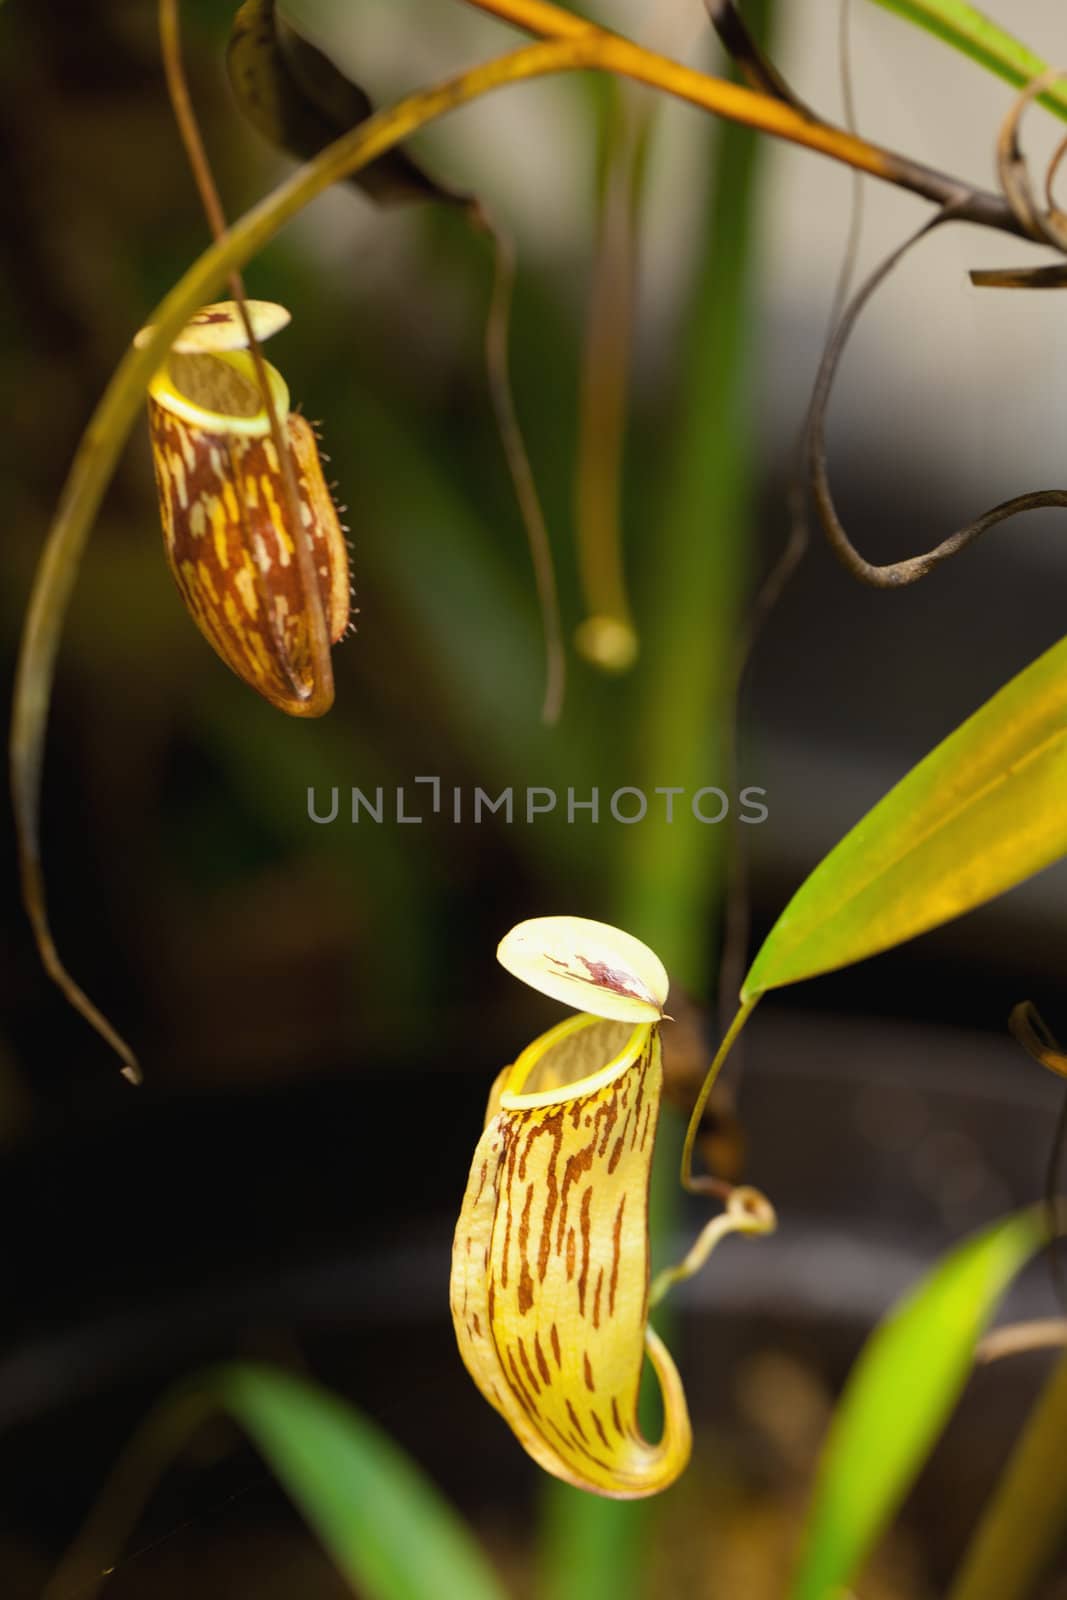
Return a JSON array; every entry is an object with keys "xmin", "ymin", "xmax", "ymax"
[{"xmin": 806, "ymin": 205, "xmax": 1067, "ymax": 588}]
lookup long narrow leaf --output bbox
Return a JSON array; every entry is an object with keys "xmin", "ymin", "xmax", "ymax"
[
  {"xmin": 743, "ymin": 634, "xmax": 1067, "ymax": 1002},
  {"xmin": 209, "ymin": 1365, "xmax": 508, "ymax": 1600},
  {"xmin": 868, "ymin": 0, "xmax": 1067, "ymax": 121},
  {"xmin": 790, "ymin": 1210, "xmax": 1044, "ymax": 1600}
]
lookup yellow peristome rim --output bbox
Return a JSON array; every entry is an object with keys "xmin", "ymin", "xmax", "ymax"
[
  {"xmin": 148, "ymin": 349, "xmax": 290, "ymax": 437},
  {"xmin": 501, "ymin": 1012, "xmax": 651, "ymax": 1111}
]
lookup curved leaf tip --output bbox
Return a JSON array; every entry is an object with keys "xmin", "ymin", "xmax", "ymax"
[{"xmin": 744, "ymin": 635, "xmax": 1067, "ymax": 1004}]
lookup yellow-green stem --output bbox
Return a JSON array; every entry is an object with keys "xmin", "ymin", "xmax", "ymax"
[{"xmin": 681, "ymin": 999, "xmax": 758, "ymax": 1189}]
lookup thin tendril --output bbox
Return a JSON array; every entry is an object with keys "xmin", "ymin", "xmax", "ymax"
[
  {"xmin": 702, "ymin": 0, "xmax": 810, "ymax": 111},
  {"xmin": 809, "ymin": 206, "xmax": 1067, "ymax": 586},
  {"xmin": 681, "ymin": 999, "xmax": 756, "ymax": 1191},
  {"xmin": 473, "ymin": 213, "xmax": 566, "ymax": 724},
  {"xmin": 829, "ymin": 0, "xmax": 864, "ymax": 326},
  {"xmin": 1045, "ymin": 129, "xmax": 1067, "ymax": 216},
  {"xmin": 716, "ymin": 0, "xmax": 867, "ymax": 1045},
  {"xmin": 572, "ymin": 85, "xmax": 644, "ymax": 673},
  {"xmin": 997, "ymin": 69, "xmax": 1067, "ymax": 251},
  {"xmin": 41, "ymin": 1389, "xmax": 214, "ymax": 1600},
  {"xmin": 649, "ymin": 1182, "xmax": 776, "ymax": 1308}
]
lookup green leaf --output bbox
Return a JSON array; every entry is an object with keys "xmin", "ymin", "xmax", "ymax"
[
  {"xmin": 209, "ymin": 1364, "xmax": 508, "ymax": 1600},
  {"xmin": 868, "ymin": 0, "xmax": 1067, "ymax": 122},
  {"xmin": 790, "ymin": 1210, "xmax": 1045, "ymax": 1600},
  {"xmin": 743, "ymin": 634, "xmax": 1067, "ymax": 1002}
]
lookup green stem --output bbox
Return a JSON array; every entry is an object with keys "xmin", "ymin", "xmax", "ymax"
[
  {"xmin": 681, "ymin": 1000, "xmax": 757, "ymax": 1190},
  {"xmin": 622, "ymin": 34, "xmax": 772, "ymax": 984},
  {"xmin": 538, "ymin": 5, "xmax": 777, "ymax": 1594},
  {"xmin": 948, "ymin": 1349, "xmax": 1067, "ymax": 1600},
  {"xmin": 868, "ymin": 0, "xmax": 1067, "ymax": 121}
]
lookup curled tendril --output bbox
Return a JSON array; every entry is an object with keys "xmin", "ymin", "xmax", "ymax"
[
  {"xmin": 807, "ymin": 206, "xmax": 1067, "ymax": 588},
  {"xmin": 1045, "ymin": 130, "xmax": 1067, "ymax": 218},
  {"xmin": 716, "ymin": 0, "xmax": 864, "ymax": 1046},
  {"xmin": 997, "ymin": 68, "xmax": 1067, "ymax": 252}
]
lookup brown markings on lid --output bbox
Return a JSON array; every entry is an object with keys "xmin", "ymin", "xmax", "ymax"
[{"xmin": 543, "ymin": 951, "xmax": 656, "ymax": 1006}]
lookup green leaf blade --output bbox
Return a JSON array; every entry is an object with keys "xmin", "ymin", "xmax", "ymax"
[
  {"xmin": 790, "ymin": 1210, "xmax": 1045, "ymax": 1600},
  {"xmin": 743, "ymin": 635, "xmax": 1067, "ymax": 1002},
  {"xmin": 869, "ymin": 0, "xmax": 1067, "ymax": 122},
  {"xmin": 210, "ymin": 1364, "xmax": 508, "ymax": 1600}
]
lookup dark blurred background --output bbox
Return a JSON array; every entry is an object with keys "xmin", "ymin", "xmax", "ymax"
[{"xmin": 2, "ymin": 2, "xmax": 1067, "ymax": 1595}]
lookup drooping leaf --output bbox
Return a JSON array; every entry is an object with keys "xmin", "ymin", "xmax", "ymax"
[
  {"xmin": 790, "ymin": 1210, "xmax": 1044, "ymax": 1600},
  {"xmin": 209, "ymin": 1364, "xmax": 508, "ymax": 1600},
  {"xmin": 743, "ymin": 634, "xmax": 1067, "ymax": 1002},
  {"xmin": 227, "ymin": 0, "xmax": 472, "ymax": 209}
]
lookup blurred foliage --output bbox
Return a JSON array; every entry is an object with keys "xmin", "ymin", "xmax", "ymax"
[
  {"xmin": 6, "ymin": 4, "xmax": 1067, "ymax": 1600},
  {"xmin": 791, "ymin": 1209, "xmax": 1044, "ymax": 1600},
  {"xmin": 211, "ymin": 1363, "xmax": 509, "ymax": 1600}
]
